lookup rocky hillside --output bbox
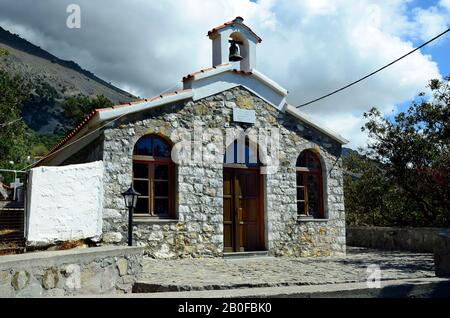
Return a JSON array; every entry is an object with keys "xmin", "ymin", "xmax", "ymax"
[{"xmin": 0, "ymin": 26, "xmax": 135, "ymax": 134}]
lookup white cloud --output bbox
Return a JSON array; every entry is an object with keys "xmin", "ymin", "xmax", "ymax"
[
  {"xmin": 439, "ymin": 0, "xmax": 450, "ymax": 11},
  {"xmin": 413, "ymin": 6, "xmax": 449, "ymax": 42},
  {"xmin": 0, "ymin": 0, "xmax": 446, "ymax": 149}
]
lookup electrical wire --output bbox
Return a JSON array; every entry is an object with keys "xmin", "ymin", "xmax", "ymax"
[{"xmin": 296, "ymin": 28, "xmax": 450, "ymax": 108}]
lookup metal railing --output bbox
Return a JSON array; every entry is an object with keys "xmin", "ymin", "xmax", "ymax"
[{"xmin": 0, "ymin": 168, "xmax": 27, "ymax": 201}]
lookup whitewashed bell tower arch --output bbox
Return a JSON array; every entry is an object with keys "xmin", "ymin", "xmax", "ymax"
[
  {"xmin": 207, "ymin": 17, "xmax": 262, "ymax": 72},
  {"xmin": 183, "ymin": 17, "xmax": 288, "ymax": 110}
]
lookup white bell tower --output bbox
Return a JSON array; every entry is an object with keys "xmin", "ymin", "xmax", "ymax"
[{"xmin": 207, "ymin": 17, "xmax": 262, "ymax": 72}]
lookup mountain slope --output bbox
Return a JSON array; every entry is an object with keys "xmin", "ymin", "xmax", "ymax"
[{"xmin": 0, "ymin": 26, "xmax": 136, "ymax": 134}]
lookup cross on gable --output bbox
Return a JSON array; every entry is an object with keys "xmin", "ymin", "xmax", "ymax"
[
  {"xmin": 10, "ymin": 178, "xmax": 22, "ymax": 188},
  {"xmin": 10, "ymin": 178, "xmax": 23, "ymax": 201}
]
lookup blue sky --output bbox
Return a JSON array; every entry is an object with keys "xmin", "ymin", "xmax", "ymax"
[
  {"xmin": 408, "ymin": 0, "xmax": 450, "ymax": 76},
  {"xmin": 422, "ymin": 41, "xmax": 450, "ymax": 76},
  {"xmin": 394, "ymin": 28, "xmax": 449, "ymax": 115},
  {"xmin": 392, "ymin": 0, "xmax": 450, "ymax": 114}
]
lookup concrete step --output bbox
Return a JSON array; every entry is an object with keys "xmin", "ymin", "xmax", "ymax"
[
  {"xmin": 117, "ymin": 277, "xmax": 450, "ymax": 298},
  {"xmin": 223, "ymin": 251, "xmax": 270, "ymax": 259}
]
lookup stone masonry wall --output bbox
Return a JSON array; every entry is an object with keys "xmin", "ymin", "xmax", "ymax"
[
  {"xmin": 347, "ymin": 226, "xmax": 448, "ymax": 253},
  {"xmin": 435, "ymin": 231, "xmax": 450, "ymax": 277},
  {"xmin": 0, "ymin": 246, "xmax": 143, "ymax": 297},
  {"xmin": 101, "ymin": 87, "xmax": 346, "ymax": 258}
]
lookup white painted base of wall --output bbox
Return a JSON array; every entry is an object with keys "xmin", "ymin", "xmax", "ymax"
[{"xmin": 26, "ymin": 161, "xmax": 104, "ymax": 246}]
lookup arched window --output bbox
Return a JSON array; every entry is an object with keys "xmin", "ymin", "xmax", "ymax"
[
  {"xmin": 132, "ymin": 135, "xmax": 175, "ymax": 218},
  {"xmin": 296, "ymin": 150, "xmax": 324, "ymax": 218}
]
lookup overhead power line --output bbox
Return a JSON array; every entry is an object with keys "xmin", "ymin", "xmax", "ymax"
[{"xmin": 296, "ymin": 27, "xmax": 450, "ymax": 108}]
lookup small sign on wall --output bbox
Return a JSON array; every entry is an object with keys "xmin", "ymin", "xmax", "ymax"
[{"xmin": 233, "ymin": 108, "xmax": 256, "ymax": 124}]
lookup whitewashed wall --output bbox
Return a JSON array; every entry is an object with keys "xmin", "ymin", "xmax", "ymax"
[{"xmin": 26, "ymin": 161, "xmax": 104, "ymax": 246}]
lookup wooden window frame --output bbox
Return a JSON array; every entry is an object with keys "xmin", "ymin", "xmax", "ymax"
[
  {"xmin": 296, "ymin": 151, "xmax": 324, "ymax": 219},
  {"xmin": 132, "ymin": 135, "xmax": 175, "ymax": 219},
  {"xmin": 133, "ymin": 157, "xmax": 175, "ymax": 219}
]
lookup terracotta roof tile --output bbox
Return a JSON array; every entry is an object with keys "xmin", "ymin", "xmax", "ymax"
[
  {"xmin": 182, "ymin": 64, "xmax": 228, "ymax": 82},
  {"xmin": 45, "ymin": 110, "xmax": 97, "ymax": 157},
  {"xmin": 182, "ymin": 66, "xmax": 253, "ymax": 83},
  {"xmin": 207, "ymin": 17, "xmax": 262, "ymax": 43},
  {"xmin": 232, "ymin": 69, "xmax": 252, "ymax": 76}
]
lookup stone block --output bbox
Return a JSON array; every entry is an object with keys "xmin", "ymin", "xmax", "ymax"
[
  {"xmin": 100, "ymin": 266, "xmax": 117, "ymax": 292},
  {"xmin": 12, "ymin": 271, "xmax": 29, "ymax": 290},
  {"xmin": 16, "ymin": 275, "xmax": 43, "ymax": 298},
  {"xmin": 42, "ymin": 268, "xmax": 59, "ymax": 290},
  {"xmin": 0, "ymin": 271, "xmax": 14, "ymax": 298},
  {"xmin": 435, "ymin": 232, "xmax": 450, "ymax": 277},
  {"xmin": 116, "ymin": 258, "xmax": 128, "ymax": 276},
  {"xmin": 80, "ymin": 266, "xmax": 102, "ymax": 294},
  {"xmin": 62, "ymin": 264, "xmax": 81, "ymax": 291},
  {"xmin": 103, "ymin": 232, "xmax": 123, "ymax": 243}
]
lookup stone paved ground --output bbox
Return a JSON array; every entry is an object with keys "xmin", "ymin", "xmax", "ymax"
[{"xmin": 136, "ymin": 247, "xmax": 435, "ymax": 292}]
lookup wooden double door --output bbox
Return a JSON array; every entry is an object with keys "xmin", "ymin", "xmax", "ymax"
[{"xmin": 223, "ymin": 167, "xmax": 265, "ymax": 253}]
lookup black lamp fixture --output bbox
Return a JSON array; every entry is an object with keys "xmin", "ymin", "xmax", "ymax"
[{"xmin": 121, "ymin": 184, "xmax": 141, "ymax": 246}]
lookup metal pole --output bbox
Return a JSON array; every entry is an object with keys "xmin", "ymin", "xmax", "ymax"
[{"xmin": 128, "ymin": 207, "xmax": 133, "ymax": 246}]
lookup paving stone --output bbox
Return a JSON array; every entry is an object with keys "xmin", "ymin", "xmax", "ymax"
[{"xmin": 136, "ymin": 248, "xmax": 435, "ymax": 290}]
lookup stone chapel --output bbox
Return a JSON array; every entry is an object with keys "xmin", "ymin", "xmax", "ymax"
[{"xmin": 38, "ymin": 17, "xmax": 348, "ymax": 258}]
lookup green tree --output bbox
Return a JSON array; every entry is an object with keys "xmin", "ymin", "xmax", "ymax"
[
  {"xmin": 0, "ymin": 48, "xmax": 9, "ymax": 56},
  {"xmin": 0, "ymin": 69, "xmax": 32, "ymax": 170},
  {"xmin": 360, "ymin": 76, "xmax": 450, "ymax": 227},
  {"xmin": 344, "ymin": 151, "xmax": 422, "ymax": 227},
  {"xmin": 61, "ymin": 94, "xmax": 113, "ymax": 130}
]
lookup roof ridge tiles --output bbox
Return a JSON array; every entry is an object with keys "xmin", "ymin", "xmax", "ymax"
[{"xmin": 207, "ymin": 17, "xmax": 262, "ymax": 43}]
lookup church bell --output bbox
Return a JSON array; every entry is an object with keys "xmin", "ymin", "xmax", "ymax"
[{"xmin": 229, "ymin": 40, "xmax": 243, "ymax": 62}]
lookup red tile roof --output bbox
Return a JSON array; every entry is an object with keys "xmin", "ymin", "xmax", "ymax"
[
  {"xmin": 183, "ymin": 65, "xmax": 253, "ymax": 83},
  {"xmin": 232, "ymin": 69, "xmax": 252, "ymax": 76},
  {"xmin": 45, "ymin": 110, "xmax": 97, "ymax": 158},
  {"xmin": 182, "ymin": 64, "xmax": 229, "ymax": 82},
  {"xmin": 207, "ymin": 17, "xmax": 262, "ymax": 43}
]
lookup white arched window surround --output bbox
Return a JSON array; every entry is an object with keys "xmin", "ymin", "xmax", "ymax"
[{"xmin": 229, "ymin": 31, "xmax": 250, "ymax": 70}]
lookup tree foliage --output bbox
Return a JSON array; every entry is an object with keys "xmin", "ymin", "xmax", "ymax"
[
  {"xmin": 346, "ymin": 76, "xmax": 450, "ymax": 227},
  {"xmin": 0, "ymin": 69, "xmax": 32, "ymax": 169},
  {"xmin": 344, "ymin": 152, "xmax": 427, "ymax": 226},
  {"xmin": 61, "ymin": 94, "xmax": 113, "ymax": 130},
  {"xmin": 1, "ymin": 68, "xmax": 115, "ymax": 173}
]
